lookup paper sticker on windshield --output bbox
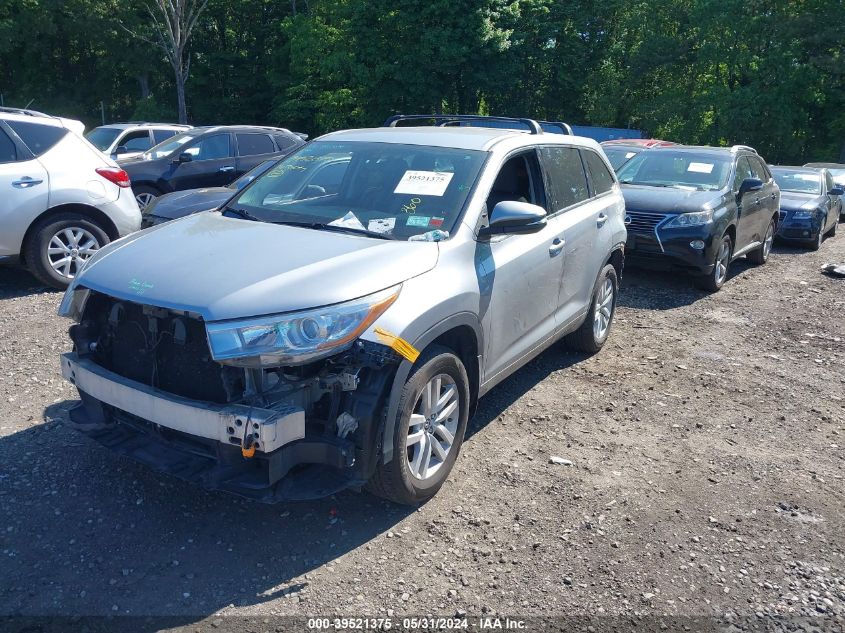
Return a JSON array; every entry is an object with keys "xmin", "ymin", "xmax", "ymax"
[
  {"xmin": 429, "ymin": 217, "xmax": 445, "ymax": 228},
  {"xmin": 687, "ymin": 162, "xmax": 714, "ymax": 174},
  {"xmin": 329, "ymin": 211, "xmax": 366, "ymax": 230},
  {"xmin": 625, "ymin": 152, "xmax": 636, "ymax": 159},
  {"xmin": 394, "ymin": 171, "xmax": 454, "ymax": 196},
  {"xmin": 406, "ymin": 215, "xmax": 431, "ymax": 227},
  {"xmin": 368, "ymin": 218, "xmax": 396, "ymax": 234}
]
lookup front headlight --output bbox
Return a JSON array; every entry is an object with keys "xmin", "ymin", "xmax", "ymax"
[
  {"xmin": 792, "ymin": 210, "xmax": 814, "ymax": 219},
  {"xmin": 663, "ymin": 209, "xmax": 713, "ymax": 228},
  {"xmin": 206, "ymin": 285, "xmax": 401, "ymax": 367}
]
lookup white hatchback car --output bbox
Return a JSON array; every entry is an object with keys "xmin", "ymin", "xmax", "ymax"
[
  {"xmin": 86, "ymin": 122, "xmax": 191, "ymax": 161},
  {"xmin": 0, "ymin": 108, "xmax": 141, "ymax": 288}
]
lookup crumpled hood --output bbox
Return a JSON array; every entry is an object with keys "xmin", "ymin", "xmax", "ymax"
[
  {"xmin": 621, "ymin": 184, "xmax": 725, "ymax": 214},
  {"xmin": 779, "ymin": 191, "xmax": 822, "ymax": 212},
  {"xmin": 77, "ymin": 212, "xmax": 439, "ymax": 321},
  {"xmin": 147, "ymin": 188, "xmax": 234, "ymax": 219}
]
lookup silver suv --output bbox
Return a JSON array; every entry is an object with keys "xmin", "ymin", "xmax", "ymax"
[
  {"xmin": 0, "ymin": 108, "xmax": 141, "ymax": 288},
  {"xmin": 57, "ymin": 116, "xmax": 626, "ymax": 505},
  {"xmin": 86, "ymin": 122, "xmax": 191, "ymax": 161}
]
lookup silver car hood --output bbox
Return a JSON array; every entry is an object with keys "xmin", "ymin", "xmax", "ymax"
[{"xmin": 78, "ymin": 212, "xmax": 439, "ymax": 321}]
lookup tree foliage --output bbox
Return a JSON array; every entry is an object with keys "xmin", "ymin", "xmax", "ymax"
[{"xmin": 0, "ymin": 0, "xmax": 842, "ymax": 161}]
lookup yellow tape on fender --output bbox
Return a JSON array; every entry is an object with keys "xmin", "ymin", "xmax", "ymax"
[{"xmin": 374, "ymin": 327, "xmax": 420, "ymax": 363}]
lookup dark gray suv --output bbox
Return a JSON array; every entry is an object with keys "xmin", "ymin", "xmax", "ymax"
[{"xmin": 617, "ymin": 145, "xmax": 780, "ymax": 291}]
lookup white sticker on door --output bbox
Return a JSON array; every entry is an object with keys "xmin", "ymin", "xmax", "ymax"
[
  {"xmin": 393, "ymin": 171, "xmax": 454, "ymax": 197},
  {"xmin": 687, "ymin": 162, "xmax": 714, "ymax": 174}
]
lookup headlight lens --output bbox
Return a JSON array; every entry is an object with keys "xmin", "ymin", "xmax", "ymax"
[
  {"xmin": 206, "ymin": 285, "xmax": 401, "ymax": 367},
  {"xmin": 663, "ymin": 209, "xmax": 713, "ymax": 228},
  {"xmin": 792, "ymin": 210, "xmax": 814, "ymax": 219}
]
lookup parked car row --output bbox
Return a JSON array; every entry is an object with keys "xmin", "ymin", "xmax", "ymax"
[{"xmin": 1, "ymin": 107, "xmax": 841, "ymax": 507}]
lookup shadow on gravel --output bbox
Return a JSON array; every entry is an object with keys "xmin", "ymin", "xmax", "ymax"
[
  {"xmin": 0, "ymin": 266, "xmax": 57, "ymax": 300},
  {"xmin": 619, "ymin": 259, "xmax": 755, "ymax": 311},
  {"xmin": 0, "ymin": 406, "xmax": 414, "ymax": 629}
]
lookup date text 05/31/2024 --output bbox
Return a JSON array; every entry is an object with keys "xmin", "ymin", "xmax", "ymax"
[{"xmin": 306, "ymin": 617, "xmax": 528, "ymax": 630}]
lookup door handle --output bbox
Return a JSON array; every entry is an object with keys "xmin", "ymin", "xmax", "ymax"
[
  {"xmin": 549, "ymin": 238, "xmax": 565, "ymax": 256},
  {"xmin": 596, "ymin": 213, "xmax": 608, "ymax": 227},
  {"xmin": 12, "ymin": 177, "xmax": 43, "ymax": 188},
  {"xmin": 219, "ymin": 166, "xmax": 235, "ymax": 173}
]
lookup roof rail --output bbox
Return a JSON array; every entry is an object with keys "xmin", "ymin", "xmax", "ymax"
[
  {"xmin": 538, "ymin": 121, "xmax": 573, "ymax": 135},
  {"xmin": 0, "ymin": 106, "xmax": 51, "ymax": 118},
  {"xmin": 731, "ymin": 144, "xmax": 757, "ymax": 154},
  {"xmin": 383, "ymin": 114, "xmax": 546, "ymax": 135}
]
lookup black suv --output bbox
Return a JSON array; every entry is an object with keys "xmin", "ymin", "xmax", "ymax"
[
  {"xmin": 121, "ymin": 125, "xmax": 306, "ymax": 210},
  {"xmin": 617, "ymin": 145, "xmax": 780, "ymax": 291}
]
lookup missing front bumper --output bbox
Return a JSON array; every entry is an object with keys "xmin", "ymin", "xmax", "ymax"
[{"xmin": 60, "ymin": 353, "xmax": 363, "ymax": 502}]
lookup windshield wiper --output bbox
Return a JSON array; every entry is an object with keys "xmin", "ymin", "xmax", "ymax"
[
  {"xmin": 223, "ymin": 206, "xmax": 261, "ymax": 222},
  {"xmin": 272, "ymin": 220, "xmax": 394, "ymax": 240}
]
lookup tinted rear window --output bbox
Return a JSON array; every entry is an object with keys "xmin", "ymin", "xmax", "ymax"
[
  {"xmin": 0, "ymin": 128, "xmax": 17, "ymax": 163},
  {"xmin": 274, "ymin": 134, "xmax": 300, "ymax": 151},
  {"xmin": 7, "ymin": 121, "xmax": 67, "ymax": 157},
  {"xmin": 153, "ymin": 129, "xmax": 178, "ymax": 144},
  {"xmin": 583, "ymin": 150, "xmax": 616, "ymax": 195},
  {"xmin": 237, "ymin": 133, "xmax": 275, "ymax": 156}
]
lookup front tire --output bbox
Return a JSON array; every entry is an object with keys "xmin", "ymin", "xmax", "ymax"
[
  {"xmin": 695, "ymin": 234, "xmax": 732, "ymax": 292},
  {"xmin": 808, "ymin": 226, "xmax": 824, "ymax": 251},
  {"xmin": 565, "ymin": 264, "xmax": 618, "ymax": 353},
  {"xmin": 747, "ymin": 217, "xmax": 775, "ymax": 265},
  {"xmin": 367, "ymin": 345, "xmax": 470, "ymax": 505},
  {"xmin": 826, "ymin": 220, "xmax": 836, "ymax": 237},
  {"xmin": 24, "ymin": 213, "xmax": 109, "ymax": 289}
]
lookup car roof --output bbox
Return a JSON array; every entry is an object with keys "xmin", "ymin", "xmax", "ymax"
[
  {"xmin": 804, "ymin": 162, "xmax": 845, "ymax": 168},
  {"xmin": 94, "ymin": 122, "xmax": 191, "ymax": 130},
  {"xmin": 188, "ymin": 125, "xmax": 297, "ymax": 135},
  {"xmin": 602, "ymin": 138, "xmax": 675, "ymax": 148},
  {"xmin": 649, "ymin": 144, "xmax": 757, "ymax": 157},
  {"xmin": 316, "ymin": 126, "xmax": 600, "ymax": 151},
  {"xmin": 770, "ymin": 165, "xmax": 823, "ymax": 174}
]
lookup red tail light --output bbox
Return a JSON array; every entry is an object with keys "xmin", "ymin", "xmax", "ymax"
[{"xmin": 95, "ymin": 167, "xmax": 131, "ymax": 188}]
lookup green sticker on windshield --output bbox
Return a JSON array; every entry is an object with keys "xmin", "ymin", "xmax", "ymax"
[{"xmin": 407, "ymin": 215, "xmax": 431, "ymax": 227}]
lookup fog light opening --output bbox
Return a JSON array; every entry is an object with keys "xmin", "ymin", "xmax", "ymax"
[{"xmin": 690, "ymin": 240, "xmax": 706, "ymax": 250}]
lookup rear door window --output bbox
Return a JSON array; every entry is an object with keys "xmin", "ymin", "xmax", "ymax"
[
  {"xmin": 582, "ymin": 149, "xmax": 616, "ymax": 196},
  {"xmin": 6, "ymin": 121, "xmax": 67, "ymax": 157},
  {"xmin": 540, "ymin": 146, "xmax": 590, "ymax": 212},
  {"xmin": 153, "ymin": 129, "xmax": 178, "ymax": 144},
  {"xmin": 236, "ymin": 133, "xmax": 275, "ymax": 156},
  {"xmin": 0, "ymin": 127, "xmax": 18, "ymax": 163}
]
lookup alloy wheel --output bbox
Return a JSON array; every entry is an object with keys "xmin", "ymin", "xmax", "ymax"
[
  {"xmin": 135, "ymin": 192, "xmax": 156, "ymax": 210},
  {"xmin": 592, "ymin": 277, "xmax": 614, "ymax": 340},
  {"xmin": 406, "ymin": 374, "xmax": 460, "ymax": 481},
  {"xmin": 763, "ymin": 222, "xmax": 774, "ymax": 259},
  {"xmin": 714, "ymin": 239, "xmax": 731, "ymax": 286},
  {"xmin": 47, "ymin": 227, "xmax": 100, "ymax": 280}
]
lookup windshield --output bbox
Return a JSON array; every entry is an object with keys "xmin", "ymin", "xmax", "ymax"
[
  {"xmin": 229, "ymin": 159, "xmax": 276, "ymax": 191},
  {"xmin": 617, "ymin": 151, "xmax": 731, "ymax": 190},
  {"xmin": 771, "ymin": 169, "xmax": 822, "ymax": 194},
  {"xmin": 144, "ymin": 129, "xmax": 204, "ymax": 160},
  {"xmin": 226, "ymin": 141, "xmax": 487, "ymax": 240},
  {"xmin": 85, "ymin": 127, "xmax": 121, "ymax": 151},
  {"xmin": 603, "ymin": 147, "xmax": 641, "ymax": 171}
]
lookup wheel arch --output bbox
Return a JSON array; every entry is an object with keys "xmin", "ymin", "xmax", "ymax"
[
  {"xmin": 19, "ymin": 203, "xmax": 119, "ymax": 266},
  {"xmin": 378, "ymin": 312, "xmax": 483, "ymax": 464}
]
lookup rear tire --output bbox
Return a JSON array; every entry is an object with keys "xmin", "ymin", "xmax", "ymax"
[
  {"xmin": 565, "ymin": 264, "xmax": 618, "ymax": 353},
  {"xmin": 367, "ymin": 345, "xmax": 470, "ymax": 506},
  {"xmin": 695, "ymin": 234, "xmax": 732, "ymax": 292},
  {"xmin": 24, "ymin": 213, "xmax": 109, "ymax": 289},
  {"xmin": 747, "ymin": 217, "xmax": 775, "ymax": 265},
  {"xmin": 133, "ymin": 185, "xmax": 160, "ymax": 211}
]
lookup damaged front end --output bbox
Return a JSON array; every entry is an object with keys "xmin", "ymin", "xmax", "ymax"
[{"xmin": 60, "ymin": 289, "xmax": 404, "ymax": 502}]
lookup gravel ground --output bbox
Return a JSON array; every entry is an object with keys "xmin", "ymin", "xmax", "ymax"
[{"xmin": 0, "ymin": 234, "xmax": 843, "ymax": 632}]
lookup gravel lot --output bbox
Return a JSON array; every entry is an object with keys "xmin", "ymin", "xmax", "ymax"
[{"xmin": 0, "ymin": 234, "xmax": 843, "ymax": 631}]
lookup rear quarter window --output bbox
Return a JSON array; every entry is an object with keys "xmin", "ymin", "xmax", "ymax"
[
  {"xmin": 6, "ymin": 120, "xmax": 68, "ymax": 157},
  {"xmin": 274, "ymin": 134, "xmax": 301, "ymax": 152},
  {"xmin": 153, "ymin": 129, "xmax": 178, "ymax": 144}
]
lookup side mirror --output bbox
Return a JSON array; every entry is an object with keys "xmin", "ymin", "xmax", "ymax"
[
  {"xmin": 737, "ymin": 177, "xmax": 763, "ymax": 196},
  {"xmin": 830, "ymin": 186, "xmax": 844, "ymax": 196},
  {"xmin": 479, "ymin": 200, "xmax": 547, "ymax": 237},
  {"xmin": 114, "ymin": 145, "xmax": 129, "ymax": 155},
  {"xmin": 174, "ymin": 152, "xmax": 193, "ymax": 164}
]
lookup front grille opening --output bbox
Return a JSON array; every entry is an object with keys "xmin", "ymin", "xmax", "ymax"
[
  {"xmin": 81, "ymin": 291, "xmax": 244, "ymax": 404},
  {"xmin": 627, "ymin": 211, "xmax": 668, "ymax": 234}
]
